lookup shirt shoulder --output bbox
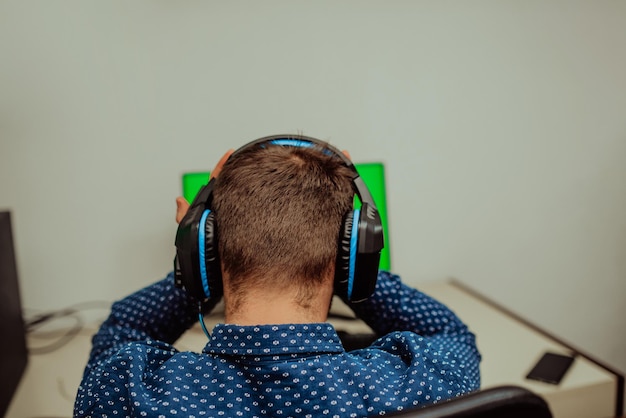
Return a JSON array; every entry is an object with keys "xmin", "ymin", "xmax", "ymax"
[{"xmin": 348, "ymin": 330, "xmax": 479, "ymax": 395}]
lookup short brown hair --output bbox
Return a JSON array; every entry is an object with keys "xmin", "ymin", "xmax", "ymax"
[{"xmin": 212, "ymin": 143, "xmax": 355, "ymax": 304}]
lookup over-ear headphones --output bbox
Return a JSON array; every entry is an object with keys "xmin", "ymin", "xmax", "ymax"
[{"xmin": 174, "ymin": 135, "xmax": 384, "ymax": 303}]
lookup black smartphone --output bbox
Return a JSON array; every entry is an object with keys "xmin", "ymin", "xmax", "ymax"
[{"xmin": 526, "ymin": 352, "xmax": 575, "ymax": 385}]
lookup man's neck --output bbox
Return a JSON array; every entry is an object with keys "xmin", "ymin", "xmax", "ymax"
[{"xmin": 223, "ymin": 283, "xmax": 333, "ymax": 326}]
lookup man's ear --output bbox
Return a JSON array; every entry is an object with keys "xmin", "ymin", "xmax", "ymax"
[{"xmin": 342, "ymin": 150, "xmax": 351, "ymax": 160}]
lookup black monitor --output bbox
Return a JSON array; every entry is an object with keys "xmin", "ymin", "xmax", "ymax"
[{"xmin": 0, "ymin": 211, "xmax": 28, "ymax": 416}]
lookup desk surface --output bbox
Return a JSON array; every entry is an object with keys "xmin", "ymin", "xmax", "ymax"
[
  {"xmin": 7, "ymin": 280, "xmax": 622, "ymax": 418},
  {"xmin": 423, "ymin": 281, "xmax": 620, "ymax": 418}
]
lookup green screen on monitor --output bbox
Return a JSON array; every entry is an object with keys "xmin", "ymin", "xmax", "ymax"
[{"xmin": 182, "ymin": 162, "xmax": 390, "ymax": 271}]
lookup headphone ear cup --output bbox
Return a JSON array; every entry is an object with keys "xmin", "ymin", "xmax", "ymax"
[
  {"xmin": 349, "ymin": 204, "xmax": 383, "ymax": 302},
  {"xmin": 200, "ymin": 211, "xmax": 223, "ymax": 300},
  {"xmin": 335, "ymin": 206, "xmax": 383, "ymax": 302},
  {"xmin": 335, "ymin": 210, "xmax": 356, "ymax": 300}
]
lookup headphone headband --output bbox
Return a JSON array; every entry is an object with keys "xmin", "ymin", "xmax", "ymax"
[{"xmin": 231, "ymin": 135, "xmax": 378, "ymax": 209}]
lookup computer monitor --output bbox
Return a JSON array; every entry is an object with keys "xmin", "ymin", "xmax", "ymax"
[
  {"xmin": 0, "ymin": 211, "xmax": 28, "ymax": 416},
  {"xmin": 182, "ymin": 162, "xmax": 391, "ymax": 271}
]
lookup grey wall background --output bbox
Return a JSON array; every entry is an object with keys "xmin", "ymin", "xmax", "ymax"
[{"xmin": 1, "ymin": 1, "xmax": 625, "ymax": 376}]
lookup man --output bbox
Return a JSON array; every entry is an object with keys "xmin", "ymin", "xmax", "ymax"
[{"xmin": 74, "ymin": 136, "xmax": 480, "ymax": 417}]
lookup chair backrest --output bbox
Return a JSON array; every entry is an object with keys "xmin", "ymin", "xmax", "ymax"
[
  {"xmin": 182, "ymin": 162, "xmax": 391, "ymax": 271},
  {"xmin": 384, "ymin": 386, "xmax": 552, "ymax": 418}
]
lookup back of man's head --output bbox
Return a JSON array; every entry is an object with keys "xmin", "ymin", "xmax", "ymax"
[{"xmin": 212, "ymin": 143, "xmax": 355, "ymax": 303}]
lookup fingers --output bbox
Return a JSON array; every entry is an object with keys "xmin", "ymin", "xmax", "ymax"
[
  {"xmin": 210, "ymin": 149, "xmax": 235, "ymax": 180},
  {"xmin": 175, "ymin": 196, "xmax": 190, "ymax": 224},
  {"xmin": 176, "ymin": 149, "xmax": 233, "ymax": 224}
]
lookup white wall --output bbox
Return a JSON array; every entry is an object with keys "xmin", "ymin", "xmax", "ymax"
[{"xmin": 1, "ymin": 1, "xmax": 625, "ymax": 375}]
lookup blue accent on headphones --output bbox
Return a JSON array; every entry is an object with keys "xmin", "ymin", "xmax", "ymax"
[
  {"xmin": 198, "ymin": 209, "xmax": 211, "ymax": 298},
  {"xmin": 347, "ymin": 209, "xmax": 360, "ymax": 301},
  {"xmin": 270, "ymin": 139, "xmax": 315, "ymax": 148},
  {"xmin": 270, "ymin": 138, "xmax": 335, "ymax": 156},
  {"xmin": 199, "ymin": 311, "xmax": 211, "ymax": 340}
]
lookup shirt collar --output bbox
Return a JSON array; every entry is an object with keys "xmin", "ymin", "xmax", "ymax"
[{"xmin": 203, "ymin": 322, "xmax": 345, "ymax": 356}]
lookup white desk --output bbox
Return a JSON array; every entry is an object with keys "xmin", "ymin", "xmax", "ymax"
[
  {"xmin": 423, "ymin": 280, "xmax": 622, "ymax": 418},
  {"xmin": 6, "ymin": 280, "xmax": 623, "ymax": 418}
]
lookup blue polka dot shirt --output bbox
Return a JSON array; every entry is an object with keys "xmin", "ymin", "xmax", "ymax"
[{"xmin": 75, "ymin": 271, "xmax": 480, "ymax": 417}]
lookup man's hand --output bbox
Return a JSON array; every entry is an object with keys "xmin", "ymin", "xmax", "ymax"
[
  {"xmin": 175, "ymin": 149, "xmax": 234, "ymax": 224},
  {"xmin": 175, "ymin": 197, "xmax": 190, "ymax": 224}
]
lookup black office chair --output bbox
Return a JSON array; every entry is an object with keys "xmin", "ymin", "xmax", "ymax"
[{"xmin": 385, "ymin": 386, "xmax": 552, "ymax": 418}]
